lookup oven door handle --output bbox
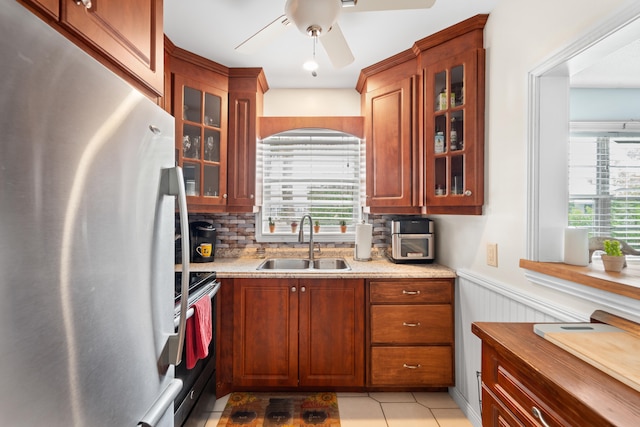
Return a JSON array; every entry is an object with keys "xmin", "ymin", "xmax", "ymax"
[
  {"xmin": 162, "ymin": 166, "xmax": 190, "ymax": 366},
  {"xmin": 173, "ymin": 281, "xmax": 220, "ymax": 329}
]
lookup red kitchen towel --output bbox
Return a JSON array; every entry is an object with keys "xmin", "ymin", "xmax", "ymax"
[{"xmin": 185, "ymin": 295, "xmax": 212, "ymax": 369}]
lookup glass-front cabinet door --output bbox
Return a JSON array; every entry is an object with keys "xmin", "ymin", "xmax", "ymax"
[
  {"xmin": 424, "ymin": 49, "xmax": 483, "ymax": 213},
  {"xmin": 175, "ymin": 75, "xmax": 227, "ymax": 207}
]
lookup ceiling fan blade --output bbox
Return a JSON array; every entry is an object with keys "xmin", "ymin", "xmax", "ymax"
[
  {"xmin": 235, "ymin": 14, "xmax": 292, "ymax": 54},
  {"xmin": 343, "ymin": 0, "xmax": 436, "ymax": 12},
  {"xmin": 320, "ymin": 22, "xmax": 354, "ymax": 69}
]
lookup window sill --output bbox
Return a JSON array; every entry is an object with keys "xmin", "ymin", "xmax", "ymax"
[
  {"xmin": 257, "ymin": 231, "xmax": 355, "ymax": 244},
  {"xmin": 519, "ymin": 259, "xmax": 640, "ymax": 301}
]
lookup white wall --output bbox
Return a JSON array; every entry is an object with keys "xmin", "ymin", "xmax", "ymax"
[
  {"xmin": 434, "ymin": 0, "xmax": 630, "ymax": 306},
  {"xmin": 264, "ymin": 88, "xmax": 360, "ymax": 116}
]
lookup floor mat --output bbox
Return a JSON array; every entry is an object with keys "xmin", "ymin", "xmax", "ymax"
[{"xmin": 217, "ymin": 392, "xmax": 340, "ymax": 427}]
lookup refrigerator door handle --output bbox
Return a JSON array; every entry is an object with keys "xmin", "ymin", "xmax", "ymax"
[
  {"xmin": 138, "ymin": 378, "xmax": 183, "ymax": 427},
  {"xmin": 161, "ymin": 166, "xmax": 190, "ymax": 365}
]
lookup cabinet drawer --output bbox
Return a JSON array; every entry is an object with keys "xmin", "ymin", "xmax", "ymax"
[
  {"xmin": 483, "ymin": 346, "xmax": 577, "ymax": 427},
  {"xmin": 371, "ymin": 305, "xmax": 452, "ymax": 344},
  {"xmin": 370, "ymin": 346, "xmax": 453, "ymax": 386},
  {"xmin": 370, "ymin": 280, "xmax": 452, "ymax": 304},
  {"xmin": 482, "ymin": 387, "xmax": 526, "ymax": 427}
]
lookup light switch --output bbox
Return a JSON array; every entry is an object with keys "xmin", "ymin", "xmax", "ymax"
[{"xmin": 487, "ymin": 243, "xmax": 498, "ymax": 267}]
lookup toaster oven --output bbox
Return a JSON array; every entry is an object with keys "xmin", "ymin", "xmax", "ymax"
[{"xmin": 389, "ymin": 217, "xmax": 435, "ymax": 263}]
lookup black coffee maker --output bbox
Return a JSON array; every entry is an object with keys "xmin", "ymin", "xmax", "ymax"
[{"xmin": 190, "ymin": 221, "xmax": 216, "ymax": 263}]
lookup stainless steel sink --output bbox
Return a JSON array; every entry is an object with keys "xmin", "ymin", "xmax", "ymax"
[
  {"xmin": 312, "ymin": 258, "xmax": 350, "ymax": 270},
  {"xmin": 257, "ymin": 257, "xmax": 350, "ymax": 271},
  {"xmin": 257, "ymin": 258, "xmax": 311, "ymax": 270}
]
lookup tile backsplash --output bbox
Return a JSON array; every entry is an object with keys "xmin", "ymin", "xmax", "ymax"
[{"xmin": 181, "ymin": 213, "xmax": 393, "ymax": 258}]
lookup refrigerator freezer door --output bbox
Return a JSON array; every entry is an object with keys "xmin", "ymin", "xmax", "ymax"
[{"xmin": 0, "ymin": 2, "xmax": 177, "ymax": 426}]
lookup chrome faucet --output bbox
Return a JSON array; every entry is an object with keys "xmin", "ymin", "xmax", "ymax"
[{"xmin": 298, "ymin": 214, "xmax": 314, "ymax": 260}]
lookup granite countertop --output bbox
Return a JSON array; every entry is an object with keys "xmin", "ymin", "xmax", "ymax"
[{"xmin": 178, "ymin": 248, "xmax": 456, "ymax": 279}]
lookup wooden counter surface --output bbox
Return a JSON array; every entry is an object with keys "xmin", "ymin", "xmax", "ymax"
[{"xmin": 472, "ymin": 321, "xmax": 640, "ymax": 426}]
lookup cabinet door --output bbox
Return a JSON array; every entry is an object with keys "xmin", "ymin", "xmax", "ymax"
[
  {"xmin": 298, "ymin": 279, "xmax": 365, "ymax": 387},
  {"xmin": 174, "ymin": 74, "xmax": 228, "ymax": 209},
  {"xmin": 227, "ymin": 91, "xmax": 256, "ymax": 210},
  {"xmin": 365, "ymin": 76, "xmax": 420, "ymax": 210},
  {"xmin": 60, "ymin": 0, "xmax": 163, "ymax": 95},
  {"xmin": 21, "ymin": 0, "xmax": 59, "ymax": 19},
  {"xmin": 424, "ymin": 49, "xmax": 484, "ymax": 214},
  {"xmin": 232, "ymin": 279, "xmax": 298, "ymax": 387}
]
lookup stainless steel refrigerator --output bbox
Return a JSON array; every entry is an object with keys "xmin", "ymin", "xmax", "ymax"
[{"xmin": 0, "ymin": 2, "xmax": 191, "ymax": 426}]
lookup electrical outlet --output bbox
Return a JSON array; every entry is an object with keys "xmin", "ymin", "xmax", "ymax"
[{"xmin": 487, "ymin": 243, "xmax": 498, "ymax": 267}]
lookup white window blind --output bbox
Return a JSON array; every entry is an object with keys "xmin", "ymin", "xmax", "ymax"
[
  {"xmin": 258, "ymin": 129, "xmax": 363, "ymax": 235},
  {"xmin": 568, "ymin": 123, "xmax": 640, "ymax": 250}
]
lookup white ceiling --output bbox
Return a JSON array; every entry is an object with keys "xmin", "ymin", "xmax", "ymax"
[
  {"xmin": 571, "ymin": 39, "xmax": 640, "ymax": 88},
  {"xmin": 164, "ymin": 0, "xmax": 640, "ymax": 90},
  {"xmin": 164, "ymin": 0, "xmax": 498, "ymax": 89}
]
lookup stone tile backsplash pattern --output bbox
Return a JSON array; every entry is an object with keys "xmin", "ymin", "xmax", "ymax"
[{"xmin": 184, "ymin": 213, "xmax": 393, "ymax": 258}]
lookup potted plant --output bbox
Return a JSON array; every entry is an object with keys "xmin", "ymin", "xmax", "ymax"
[
  {"xmin": 601, "ymin": 239, "xmax": 625, "ymax": 272},
  {"xmin": 268, "ymin": 217, "xmax": 275, "ymax": 233},
  {"xmin": 313, "ymin": 220, "xmax": 320, "ymax": 234},
  {"xmin": 290, "ymin": 221, "xmax": 298, "ymax": 233},
  {"xmin": 339, "ymin": 220, "xmax": 347, "ymax": 233}
]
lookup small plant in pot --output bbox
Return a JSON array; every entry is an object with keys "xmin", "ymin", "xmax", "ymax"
[
  {"xmin": 313, "ymin": 220, "xmax": 320, "ymax": 233},
  {"xmin": 601, "ymin": 239, "xmax": 625, "ymax": 272},
  {"xmin": 268, "ymin": 217, "xmax": 275, "ymax": 233},
  {"xmin": 290, "ymin": 221, "xmax": 298, "ymax": 233},
  {"xmin": 339, "ymin": 220, "xmax": 347, "ymax": 233}
]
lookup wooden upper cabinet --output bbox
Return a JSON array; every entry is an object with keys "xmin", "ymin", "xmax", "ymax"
[
  {"xmin": 61, "ymin": 0, "xmax": 163, "ymax": 96},
  {"xmin": 423, "ymin": 50, "xmax": 484, "ymax": 214},
  {"xmin": 20, "ymin": 0, "xmax": 163, "ymax": 97},
  {"xmin": 173, "ymin": 72, "xmax": 228, "ymax": 211},
  {"xmin": 22, "ymin": 0, "xmax": 59, "ymax": 19},
  {"xmin": 365, "ymin": 75, "xmax": 421, "ymax": 212},
  {"xmin": 421, "ymin": 17, "xmax": 486, "ymax": 215},
  {"xmin": 227, "ymin": 69, "xmax": 267, "ymax": 212},
  {"xmin": 358, "ymin": 14, "xmax": 487, "ymax": 215}
]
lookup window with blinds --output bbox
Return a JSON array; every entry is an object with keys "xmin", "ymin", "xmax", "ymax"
[
  {"xmin": 257, "ymin": 129, "xmax": 364, "ymax": 238},
  {"xmin": 568, "ymin": 123, "xmax": 640, "ymax": 251}
]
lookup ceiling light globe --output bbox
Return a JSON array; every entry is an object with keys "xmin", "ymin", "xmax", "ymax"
[
  {"xmin": 285, "ymin": 0, "xmax": 342, "ymax": 37},
  {"xmin": 303, "ymin": 59, "xmax": 319, "ymax": 71}
]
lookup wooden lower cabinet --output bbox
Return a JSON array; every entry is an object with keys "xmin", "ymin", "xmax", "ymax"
[
  {"xmin": 370, "ymin": 346, "xmax": 452, "ymax": 386},
  {"xmin": 367, "ymin": 279, "xmax": 455, "ymax": 387},
  {"xmin": 232, "ymin": 278, "xmax": 365, "ymax": 389},
  {"xmin": 473, "ymin": 321, "xmax": 640, "ymax": 427}
]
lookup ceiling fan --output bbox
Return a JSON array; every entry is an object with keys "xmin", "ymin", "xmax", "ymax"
[{"xmin": 235, "ymin": 0, "xmax": 437, "ymax": 69}]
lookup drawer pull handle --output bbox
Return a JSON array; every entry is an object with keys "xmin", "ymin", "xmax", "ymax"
[
  {"xmin": 402, "ymin": 322, "xmax": 421, "ymax": 327},
  {"xmin": 403, "ymin": 363, "xmax": 421, "ymax": 369},
  {"xmin": 402, "ymin": 290, "xmax": 421, "ymax": 295},
  {"xmin": 532, "ymin": 407, "xmax": 551, "ymax": 427}
]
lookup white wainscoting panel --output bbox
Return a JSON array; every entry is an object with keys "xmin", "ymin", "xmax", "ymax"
[{"xmin": 451, "ymin": 269, "xmax": 587, "ymax": 427}]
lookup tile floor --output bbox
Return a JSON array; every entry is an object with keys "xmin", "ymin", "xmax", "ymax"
[{"xmin": 204, "ymin": 391, "xmax": 473, "ymax": 427}]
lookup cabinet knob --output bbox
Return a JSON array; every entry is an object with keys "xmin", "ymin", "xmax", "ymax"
[
  {"xmin": 464, "ymin": 190, "xmax": 472, "ymax": 196},
  {"xmin": 250, "ymin": 194, "xmax": 254, "ymax": 199},
  {"xmin": 223, "ymin": 193, "xmax": 228, "ymax": 199},
  {"xmin": 75, "ymin": 0, "xmax": 92, "ymax": 9},
  {"xmin": 291, "ymin": 286, "xmax": 297, "ymax": 293},
  {"xmin": 301, "ymin": 286, "xmax": 306, "ymax": 293},
  {"xmin": 402, "ymin": 290, "xmax": 421, "ymax": 295}
]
